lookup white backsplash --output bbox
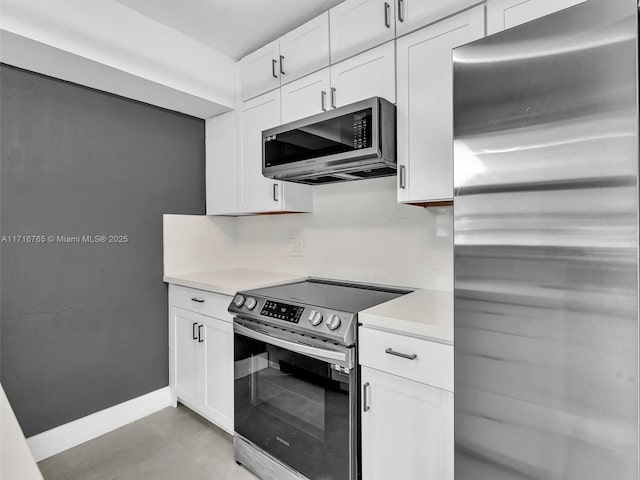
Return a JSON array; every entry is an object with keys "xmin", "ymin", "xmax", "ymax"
[
  {"xmin": 163, "ymin": 213, "xmax": 237, "ymax": 275},
  {"xmin": 164, "ymin": 177, "xmax": 453, "ymax": 291}
]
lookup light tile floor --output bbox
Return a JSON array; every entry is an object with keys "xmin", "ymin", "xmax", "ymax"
[{"xmin": 38, "ymin": 405, "xmax": 258, "ymax": 480}]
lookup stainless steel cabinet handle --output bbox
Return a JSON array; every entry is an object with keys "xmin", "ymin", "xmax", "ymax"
[
  {"xmin": 198, "ymin": 324, "xmax": 204, "ymax": 343},
  {"xmin": 384, "ymin": 2, "xmax": 391, "ymax": 28},
  {"xmin": 191, "ymin": 297, "xmax": 205, "ymax": 303},
  {"xmin": 280, "ymin": 55, "xmax": 285, "ymax": 75},
  {"xmin": 385, "ymin": 348, "xmax": 417, "ymax": 360},
  {"xmin": 363, "ymin": 382, "xmax": 371, "ymax": 412},
  {"xmin": 192, "ymin": 322, "xmax": 198, "ymax": 340},
  {"xmin": 399, "ymin": 165, "xmax": 406, "ymax": 189},
  {"xmin": 330, "ymin": 87, "xmax": 337, "ymax": 109},
  {"xmin": 321, "ymin": 90, "xmax": 327, "ymax": 111},
  {"xmin": 397, "ymin": 0, "xmax": 404, "ymax": 22},
  {"xmin": 273, "ymin": 183, "xmax": 279, "ymax": 202},
  {"xmin": 272, "ymin": 59, "xmax": 278, "ymax": 78}
]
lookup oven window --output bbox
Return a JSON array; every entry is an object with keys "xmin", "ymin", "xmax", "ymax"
[
  {"xmin": 264, "ymin": 107, "xmax": 373, "ymax": 167},
  {"xmin": 235, "ymin": 333, "xmax": 351, "ymax": 480}
]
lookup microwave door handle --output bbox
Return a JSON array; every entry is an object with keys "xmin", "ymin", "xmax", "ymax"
[{"xmin": 234, "ymin": 322, "xmax": 348, "ymax": 364}]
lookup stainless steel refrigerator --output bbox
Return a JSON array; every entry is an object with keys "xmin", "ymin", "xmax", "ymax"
[{"xmin": 453, "ymin": 1, "xmax": 639, "ymax": 478}]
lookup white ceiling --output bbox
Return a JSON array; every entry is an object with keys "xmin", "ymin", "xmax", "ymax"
[{"xmin": 112, "ymin": 0, "xmax": 344, "ymax": 59}]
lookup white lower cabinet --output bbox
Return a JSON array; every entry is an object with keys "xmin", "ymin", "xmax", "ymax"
[
  {"xmin": 169, "ymin": 285, "xmax": 233, "ymax": 434},
  {"xmin": 200, "ymin": 317, "xmax": 233, "ymax": 427},
  {"xmin": 361, "ymin": 367, "xmax": 453, "ymax": 480},
  {"xmin": 360, "ymin": 327, "xmax": 453, "ymax": 480}
]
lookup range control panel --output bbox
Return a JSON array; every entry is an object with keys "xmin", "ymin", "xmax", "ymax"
[
  {"xmin": 228, "ymin": 293, "xmax": 356, "ymax": 346},
  {"xmin": 260, "ymin": 300, "xmax": 304, "ymax": 323}
]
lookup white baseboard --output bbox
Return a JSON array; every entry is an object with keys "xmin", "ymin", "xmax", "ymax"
[{"xmin": 27, "ymin": 387, "xmax": 172, "ymax": 462}]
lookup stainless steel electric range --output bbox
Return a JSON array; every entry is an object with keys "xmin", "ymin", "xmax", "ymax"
[{"xmin": 228, "ymin": 278, "xmax": 411, "ymax": 480}]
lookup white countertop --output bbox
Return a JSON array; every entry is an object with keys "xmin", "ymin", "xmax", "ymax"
[
  {"xmin": 359, "ymin": 289, "xmax": 453, "ymax": 344},
  {"xmin": 163, "ymin": 268, "xmax": 306, "ymax": 296}
]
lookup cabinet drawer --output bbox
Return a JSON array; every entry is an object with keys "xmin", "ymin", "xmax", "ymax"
[
  {"xmin": 359, "ymin": 327, "xmax": 453, "ymax": 391},
  {"xmin": 169, "ymin": 285, "xmax": 232, "ymax": 322}
]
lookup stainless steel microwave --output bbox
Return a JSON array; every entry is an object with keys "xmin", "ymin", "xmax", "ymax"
[{"xmin": 262, "ymin": 97, "xmax": 396, "ymax": 185}]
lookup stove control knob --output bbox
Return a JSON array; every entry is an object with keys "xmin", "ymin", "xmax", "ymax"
[
  {"xmin": 233, "ymin": 294, "xmax": 245, "ymax": 307},
  {"xmin": 245, "ymin": 297, "xmax": 257, "ymax": 310},
  {"xmin": 309, "ymin": 310, "xmax": 323, "ymax": 326},
  {"xmin": 327, "ymin": 315, "xmax": 341, "ymax": 331}
]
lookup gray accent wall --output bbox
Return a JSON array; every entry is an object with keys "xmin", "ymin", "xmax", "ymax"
[{"xmin": 0, "ymin": 65, "xmax": 205, "ymax": 436}]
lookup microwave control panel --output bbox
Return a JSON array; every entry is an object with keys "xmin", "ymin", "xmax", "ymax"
[{"xmin": 353, "ymin": 115, "xmax": 369, "ymax": 150}]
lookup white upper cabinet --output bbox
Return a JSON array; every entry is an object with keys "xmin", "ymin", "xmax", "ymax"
[
  {"xmin": 205, "ymin": 91, "xmax": 312, "ymax": 216},
  {"xmin": 240, "ymin": 14, "xmax": 331, "ymax": 102},
  {"xmin": 395, "ymin": 0, "xmax": 479, "ymax": 37},
  {"xmin": 396, "ymin": 5, "xmax": 485, "ymax": 204},
  {"xmin": 330, "ymin": 41, "xmax": 396, "ymax": 107},
  {"xmin": 279, "ymin": 13, "xmax": 330, "ymax": 86},
  {"xmin": 206, "ymin": 111, "xmax": 237, "ymax": 215},
  {"xmin": 282, "ymin": 41, "xmax": 396, "ymax": 124},
  {"xmin": 281, "ymin": 69, "xmax": 331, "ymax": 124},
  {"xmin": 238, "ymin": 90, "xmax": 312, "ymax": 214},
  {"xmin": 487, "ymin": 0, "xmax": 589, "ymax": 34},
  {"xmin": 238, "ymin": 90, "xmax": 282, "ymax": 213},
  {"xmin": 329, "ymin": 0, "xmax": 396, "ymax": 64},
  {"xmin": 240, "ymin": 40, "xmax": 280, "ymax": 103}
]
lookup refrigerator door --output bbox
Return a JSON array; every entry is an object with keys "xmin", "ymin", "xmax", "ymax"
[{"xmin": 453, "ymin": 1, "xmax": 639, "ymax": 479}]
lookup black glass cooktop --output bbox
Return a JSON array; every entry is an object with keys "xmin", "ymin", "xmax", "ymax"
[{"xmin": 245, "ymin": 279, "xmax": 411, "ymax": 313}]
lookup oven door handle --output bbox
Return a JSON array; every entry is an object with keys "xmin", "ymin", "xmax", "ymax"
[{"xmin": 234, "ymin": 322, "xmax": 349, "ymax": 364}]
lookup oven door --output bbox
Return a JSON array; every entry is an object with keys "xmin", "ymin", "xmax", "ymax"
[{"xmin": 234, "ymin": 320, "xmax": 356, "ymax": 480}]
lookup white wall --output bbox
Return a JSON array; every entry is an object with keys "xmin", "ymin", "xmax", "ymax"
[
  {"xmin": 234, "ymin": 177, "xmax": 453, "ymax": 291},
  {"xmin": 163, "ymin": 214, "xmax": 236, "ymax": 276},
  {"xmin": 164, "ymin": 177, "xmax": 453, "ymax": 291}
]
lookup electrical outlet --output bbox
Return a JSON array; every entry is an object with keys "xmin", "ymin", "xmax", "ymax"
[{"xmin": 290, "ymin": 238, "xmax": 305, "ymax": 257}]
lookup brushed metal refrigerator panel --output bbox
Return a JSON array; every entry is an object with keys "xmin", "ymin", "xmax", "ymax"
[{"xmin": 453, "ymin": 1, "xmax": 639, "ymax": 479}]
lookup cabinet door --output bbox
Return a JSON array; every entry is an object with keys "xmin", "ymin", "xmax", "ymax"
[
  {"xmin": 238, "ymin": 90, "xmax": 282, "ymax": 213},
  {"xmin": 279, "ymin": 12, "xmax": 330, "ymax": 85},
  {"xmin": 281, "ymin": 69, "xmax": 331, "ymax": 124},
  {"xmin": 201, "ymin": 317, "xmax": 234, "ymax": 434},
  {"xmin": 205, "ymin": 111, "xmax": 237, "ymax": 215},
  {"xmin": 329, "ymin": 0, "xmax": 395, "ymax": 64},
  {"xmin": 396, "ymin": 0, "xmax": 479, "ymax": 37},
  {"xmin": 240, "ymin": 40, "xmax": 280, "ymax": 102},
  {"xmin": 397, "ymin": 6, "xmax": 484, "ymax": 203},
  {"xmin": 172, "ymin": 307, "xmax": 200, "ymax": 406},
  {"xmin": 361, "ymin": 367, "xmax": 454, "ymax": 480},
  {"xmin": 330, "ymin": 41, "xmax": 396, "ymax": 107},
  {"xmin": 487, "ymin": 0, "xmax": 588, "ymax": 35}
]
